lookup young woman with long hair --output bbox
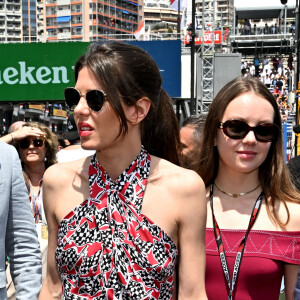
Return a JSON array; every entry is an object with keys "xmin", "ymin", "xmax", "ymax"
[{"xmin": 195, "ymin": 77, "xmax": 300, "ymax": 299}]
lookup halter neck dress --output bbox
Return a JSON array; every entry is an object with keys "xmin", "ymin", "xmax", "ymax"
[{"xmin": 56, "ymin": 147, "xmax": 178, "ymax": 299}]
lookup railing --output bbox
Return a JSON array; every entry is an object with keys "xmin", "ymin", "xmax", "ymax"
[
  {"xmin": 0, "ymin": 32, "xmax": 183, "ymax": 43},
  {"xmin": 230, "ymin": 26, "xmax": 295, "ymax": 40}
]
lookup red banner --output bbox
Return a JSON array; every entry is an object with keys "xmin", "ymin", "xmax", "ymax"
[{"xmin": 185, "ymin": 30, "xmax": 222, "ymax": 45}]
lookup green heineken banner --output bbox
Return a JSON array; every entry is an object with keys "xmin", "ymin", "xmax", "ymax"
[
  {"xmin": 0, "ymin": 41, "xmax": 181, "ymax": 102},
  {"xmin": 1, "ymin": 42, "xmax": 88, "ymax": 102}
]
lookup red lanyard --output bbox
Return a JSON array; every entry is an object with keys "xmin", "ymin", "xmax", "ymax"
[{"xmin": 209, "ymin": 183, "xmax": 263, "ymax": 300}]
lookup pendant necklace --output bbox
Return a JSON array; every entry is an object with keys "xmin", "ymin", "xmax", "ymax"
[{"xmin": 214, "ymin": 182, "xmax": 260, "ymax": 198}]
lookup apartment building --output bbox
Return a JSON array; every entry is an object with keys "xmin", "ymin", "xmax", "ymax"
[
  {"xmin": 45, "ymin": 0, "xmax": 141, "ymax": 42},
  {"xmin": 144, "ymin": 0, "xmax": 179, "ymax": 33},
  {"xmin": 0, "ymin": 0, "xmax": 45, "ymax": 43},
  {"xmin": 195, "ymin": 0, "xmax": 234, "ymax": 29},
  {"xmin": 23, "ymin": 0, "xmax": 45, "ymax": 42},
  {"xmin": 0, "ymin": 0, "xmax": 22, "ymax": 42}
]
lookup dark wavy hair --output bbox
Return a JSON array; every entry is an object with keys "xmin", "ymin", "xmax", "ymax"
[
  {"xmin": 195, "ymin": 77, "xmax": 300, "ymax": 226},
  {"xmin": 20, "ymin": 122, "xmax": 58, "ymax": 169},
  {"xmin": 74, "ymin": 41, "xmax": 180, "ymax": 165}
]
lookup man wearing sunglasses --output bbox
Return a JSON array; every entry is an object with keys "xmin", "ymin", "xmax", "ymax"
[{"xmin": 0, "ymin": 141, "xmax": 42, "ymax": 299}]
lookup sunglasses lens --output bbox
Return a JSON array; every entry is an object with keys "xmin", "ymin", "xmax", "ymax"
[
  {"xmin": 33, "ymin": 139, "xmax": 44, "ymax": 147},
  {"xmin": 19, "ymin": 139, "xmax": 30, "ymax": 149},
  {"xmin": 86, "ymin": 90, "xmax": 105, "ymax": 112},
  {"xmin": 255, "ymin": 124, "xmax": 278, "ymax": 142},
  {"xmin": 224, "ymin": 120, "xmax": 249, "ymax": 139},
  {"xmin": 222, "ymin": 120, "xmax": 278, "ymax": 142},
  {"xmin": 19, "ymin": 139, "xmax": 44, "ymax": 149},
  {"xmin": 65, "ymin": 88, "xmax": 80, "ymax": 109}
]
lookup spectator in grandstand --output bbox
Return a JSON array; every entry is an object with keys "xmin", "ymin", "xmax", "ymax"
[
  {"xmin": 262, "ymin": 55, "xmax": 269, "ymax": 68},
  {"xmin": 195, "ymin": 76, "xmax": 300, "ymax": 299},
  {"xmin": 274, "ymin": 85, "xmax": 281, "ymax": 98},
  {"xmin": 243, "ymin": 19, "xmax": 251, "ymax": 35},
  {"xmin": 253, "ymin": 55, "xmax": 260, "ymax": 77},
  {"xmin": 263, "ymin": 23, "xmax": 269, "ymax": 34},
  {"xmin": 264, "ymin": 74, "xmax": 271, "ymax": 88},
  {"xmin": 290, "ymin": 22, "xmax": 296, "ymax": 33},
  {"xmin": 179, "ymin": 114, "xmax": 206, "ymax": 170},
  {"xmin": 275, "ymin": 77, "xmax": 284, "ymax": 92},
  {"xmin": 263, "ymin": 61, "xmax": 271, "ymax": 77},
  {"xmin": 272, "ymin": 56, "xmax": 278, "ymax": 72},
  {"xmin": 249, "ymin": 63, "xmax": 255, "ymax": 76}
]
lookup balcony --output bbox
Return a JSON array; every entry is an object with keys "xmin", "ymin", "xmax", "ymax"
[
  {"xmin": 230, "ymin": 25, "xmax": 294, "ymax": 40},
  {"xmin": 230, "ymin": 27, "xmax": 294, "ymax": 55},
  {"xmin": 6, "ymin": 24, "xmax": 21, "ymax": 30},
  {"xmin": 6, "ymin": 31, "xmax": 21, "ymax": 37},
  {"xmin": 57, "ymin": 22, "xmax": 70, "ymax": 28},
  {"xmin": 6, "ymin": 15, "xmax": 21, "ymax": 21},
  {"xmin": 57, "ymin": 0, "xmax": 70, "ymax": 5},
  {"xmin": 57, "ymin": 9, "xmax": 71, "ymax": 17},
  {"xmin": 6, "ymin": 8, "xmax": 21, "ymax": 15},
  {"xmin": 6, "ymin": 0, "xmax": 20, "ymax": 5},
  {"xmin": 58, "ymin": 32, "xmax": 71, "ymax": 39}
]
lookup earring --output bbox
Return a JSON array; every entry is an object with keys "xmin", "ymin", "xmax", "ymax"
[{"xmin": 44, "ymin": 157, "xmax": 47, "ymax": 162}]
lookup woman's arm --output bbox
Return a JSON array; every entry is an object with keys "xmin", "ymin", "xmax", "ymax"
[
  {"xmin": 284, "ymin": 263, "xmax": 299, "ymax": 300},
  {"xmin": 0, "ymin": 126, "xmax": 44, "ymax": 144},
  {"xmin": 39, "ymin": 167, "xmax": 62, "ymax": 300},
  {"xmin": 177, "ymin": 171, "xmax": 208, "ymax": 300}
]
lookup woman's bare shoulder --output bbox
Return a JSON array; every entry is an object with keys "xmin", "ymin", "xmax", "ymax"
[
  {"xmin": 44, "ymin": 157, "xmax": 91, "ymax": 187},
  {"xmin": 149, "ymin": 156, "xmax": 205, "ymax": 195},
  {"xmin": 284, "ymin": 200, "xmax": 300, "ymax": 231}
]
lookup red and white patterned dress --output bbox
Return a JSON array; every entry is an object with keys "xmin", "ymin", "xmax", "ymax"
[{"xmin": 56, "ymin": 147, "xmax": 178, "ymax": 299}]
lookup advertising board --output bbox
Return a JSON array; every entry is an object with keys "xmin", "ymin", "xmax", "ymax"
[{"xmin": 0, "ymin": 40, "xmax": 181, "ymax": 101}]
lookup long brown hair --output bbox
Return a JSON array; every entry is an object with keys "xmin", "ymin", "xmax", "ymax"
[
  {"xmin": 74, "ymin": 42, "xmax": 180, "ymax": 165},
  {"xmin": 195, "ymin": 77, "xmax": 300, "ymax": 226}
]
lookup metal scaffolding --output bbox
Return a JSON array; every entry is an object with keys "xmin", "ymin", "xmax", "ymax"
[{"xmin": 199, "ymin": 0, "xmax": 215, "ymax": 113}]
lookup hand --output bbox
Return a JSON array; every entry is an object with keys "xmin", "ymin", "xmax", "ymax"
[{"xmin": 11, "ymin": 126, "xmax": 45, "ymax": 141}]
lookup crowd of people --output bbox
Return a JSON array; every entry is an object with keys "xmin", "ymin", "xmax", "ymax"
[
  {"xmin": 0, "ymin": 41, "xmax": 299, "ymax": 300},
  {"xmin": 240, "ymin": 19, "xmax": 296, "ymax": 35},
  {"xmin": 241, "ymin": 54, "xmax": 294, "ymax": 123}
]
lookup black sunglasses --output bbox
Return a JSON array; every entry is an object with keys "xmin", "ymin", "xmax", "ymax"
[
  {"xmin": 19, "ymin": 138, "xmax": 45, "ymax": 149},
  {"xmin": 219, "ymin": 120, "xmax": 280, "ymax": 143},
  {"xmin": 64, "ymin": 87, "xmax": 107, "ymax": 112}
]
